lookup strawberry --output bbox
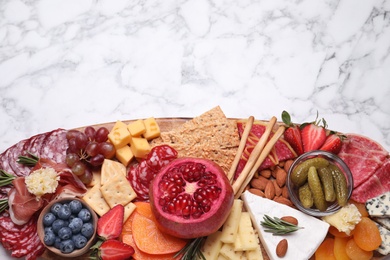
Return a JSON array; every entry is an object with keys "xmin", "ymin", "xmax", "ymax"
[
  {"xmin": 319, "ymin": 133, "xmax": 343, "ymax": 154},
  {"xmin": 281, "ymin": 111, "xmax": 304, "ymax": 155},
  {"xmin": 300, "ymin": 114, "xmax": 327, "ymax": 152},
  {"xmin": 99, "ymin": 239, "xmax": 135, "ymax": 260},
  {"xmin": 97, "ymin": 204, "xmax": 124, "ymax": 240}
]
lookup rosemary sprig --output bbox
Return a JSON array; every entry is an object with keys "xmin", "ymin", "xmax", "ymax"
[
  {"xmin": 16, "ymin": 151, "xmax": 39, "ymax": 167},
  {"xmin": 260, "ymin": 215, "xmax": 303, "ymax": 235},
  {"xmin": 0, "ymin": 198, "xmax": 8, "ymax": 214},
  {"xmin": 0, "ymin": 170, "xmax": 16, "ymax": 186},
  {"xmin": 175, "ymin": 237, "xmax": 206, "ymax": 260}
]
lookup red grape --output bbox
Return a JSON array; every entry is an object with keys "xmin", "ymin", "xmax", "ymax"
[
  {"xmin": 95, "ymin": 127, "xmax": 109, "ymax": 143},
  {"xmin": 85, "ymin": 141, "xmax": 99, "ymax": 157},
  {"xmin": 89, "ymin": 154, "xmax": 105, "ymax": 167},
  {"xmin": 66, "ymin": 130, "xmax": 80, "ymax": 140},
  {"xmin": 65, "ymin": 153, "xmax": 79, "ymax": 167},
  {"xmin": 75, "ymin": 132, "xmax": 88, "ymax": 150},
  {"xmin": 98, "ymin": 142, "xmax": 116, "ymax": 159},
  {"xmin": 78, "ymin": 168, "xmax": 93, "ymax": 185},
  {"xmin": 72, "ymin": 161, "xmax": 86, "ymax": 176},
  {"xmin": 67, "ymin": 138, "xmax": 78, "ymax": 153},
  {"xmin": 84, "ymin": 126, "xmax": 96, "ymax": 141}
]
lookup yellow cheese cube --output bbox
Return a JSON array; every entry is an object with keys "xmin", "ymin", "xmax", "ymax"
[
  {"xmin": 112, "ymin": 120, "xmax": 128, "ymax": 130},
  {"xmin": 127, "ymin": 120, "xmax": 146, "ymax": 137},
  {"xmin": 143, "ymin": 117, "xmax": 160, "ymax": 140},
  {"xmin": 130, "ymin": 137, "xmax": 151, "ymax": 159},
  {"xmin": 116, "ymin": 145, "xmax": 134, "ymax": 166},
  {"xmin": 108, "ymin": 123, "xmax": 132, "ymax": 149}
]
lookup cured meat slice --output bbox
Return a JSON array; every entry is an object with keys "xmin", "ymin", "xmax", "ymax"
[
  {"xmin": 8, "ymin": 177, "xmax": 44, "ymax": 225},
  {"xmin": 39, "ymin": 128, "xmax": 68, "ymax": 164},
  {"xmin": 234, "ymin": 121, "xmax": 296, "ymax": 179},
  {"xmin": 24, "ymin": 132, "xmax": 48, "ymax": 157},
  {"xmin": 338, "ymin": 134, "xmax": 388, "ymax": 188},
  {"xmin": 351, "ymin": 158, "xmax": 390, "ymax": 203},
  {"xmin": 0, "ymin": 212, "xmax": 44, "ymax": 260},
  {"xmin": 8, "ymin": 139, "xmax": 30, "ymax": 177}
]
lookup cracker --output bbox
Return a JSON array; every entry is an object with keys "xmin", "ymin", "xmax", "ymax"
[
  {"xmin": 82, "ymin": 185, "xmax": 110, "ymax": 217},
  {"xmin": 151, "ymin": 106, "xmax": 240, "ymax": 173},
  {"xmin": 100, "ymin": 173, "xmax": 137, "ymax": 208},
  {"xmin": 123, "ymin": 202, "xmax": 136, "ymax": 222},
  {"xmin": 101, "ymin": 159, "xmax": 127, "ymax": 186}
]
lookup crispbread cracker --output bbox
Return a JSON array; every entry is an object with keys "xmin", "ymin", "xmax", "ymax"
[
  {"xmin": 82, "ymin": 185, "xmax": 110, "ymax": 217},
  {"xmin": 100, "ymin": 173, "xmax": 137, "ymax": 208},
  {"xmin": 151, "ymin": 106, "xmax": 239, "ymax": 173}
]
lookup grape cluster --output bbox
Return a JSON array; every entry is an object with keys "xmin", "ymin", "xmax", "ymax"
[{"xmin": 65, "ymin": 126, "xmax": 115, "ymax": 184}]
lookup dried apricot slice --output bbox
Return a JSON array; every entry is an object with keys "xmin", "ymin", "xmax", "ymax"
[
  {"xmin": 328, "ymin": 226, "xmax": 350, "ymax": 238},
  {"xmin": 345, "ymin": 238, "xmax": 373, "ymax": 260},
  {"xmin": 353, "ymin": 217, "xmax": 381, "ymax": 251},
  {"xmin": 315, "ymin": 237, "xmax": 336, "ymax": 260},
  {"xmin": 333, "ymin": 236, "xmax": 349, "ymax": 260}
]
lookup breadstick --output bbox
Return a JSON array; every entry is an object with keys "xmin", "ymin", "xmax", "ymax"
[
  {"xmin": 235, "ymin": 125, "xmax": 285, "ymax": 198},
  {"xmin": 232, "ymin": 117, "xmax": 277, "ymax": 196},
  {"xmin": 228, "ymin": 116, "xmax": 254, "ymax": 182}
]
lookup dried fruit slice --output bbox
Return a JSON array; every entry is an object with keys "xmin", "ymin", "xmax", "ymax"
[{"xmin": 149, "ymin": 157, "xmax": 234, "ymax": 239}]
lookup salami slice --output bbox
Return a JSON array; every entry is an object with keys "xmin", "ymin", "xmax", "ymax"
[
  {"xmin": 39, "ymin": 128, "xmax": 68, "ymax": 164},
  {"xmin": 24, "ymin": 132, "xmax": 48, "ymax": 157},
  {"xmin": 8, "ymin": 139, "xmax": 30, "ymax": 177}
]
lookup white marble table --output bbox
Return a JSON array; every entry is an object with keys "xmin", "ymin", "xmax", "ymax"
[{"xmin": 0, "ymin": 0, "xmax": 389, "ymax": 258}]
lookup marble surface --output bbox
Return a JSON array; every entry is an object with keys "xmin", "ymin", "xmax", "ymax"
[
  {"xmin": 0, "ymin": 0, "xmax": 389, "ymax": 155},
  {"xmin": 0, "ymin": 0, "xmax": 389, "ymax": 258}
]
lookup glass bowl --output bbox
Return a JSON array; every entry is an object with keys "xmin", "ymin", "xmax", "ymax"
[
  {"xmin": 287, "ymin": 150, "xmax": 353, "ymax": 217},
  {"xmin": 37, "ymin": 197, "xmax": 98, "ymax": 258}
]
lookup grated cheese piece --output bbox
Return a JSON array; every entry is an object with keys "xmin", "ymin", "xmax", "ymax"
[{"xmin": 25, "ymin": 167, "xmax": 60, "ymax": 197}]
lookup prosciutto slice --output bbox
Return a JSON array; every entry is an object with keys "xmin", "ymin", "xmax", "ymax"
[
  {"xmin": 8, "ymin": 178, "xmax": 44, "ymax": 225},
  {"xmin": 338, "ymin": 134, "xmax": 388, "ymax": 188}
]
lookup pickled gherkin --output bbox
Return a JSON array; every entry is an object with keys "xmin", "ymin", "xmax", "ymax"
[
  {"xmin": 329, "ymin": 164, "xmax": 349, "ymax": 207},
  {"xmin": 307, "ymin": 166, "xmax": 327, "ymax": 212},
  {"xmin": 298, "ymin": 183, "xmax": 313, "ymax": 209},
  {"xmin": 318, "ymin": 167, "xmax": 336, "ymax": 202},
  {"xmin": 291, "ymin": 157, "xmax": 329, "ymax": 187}
]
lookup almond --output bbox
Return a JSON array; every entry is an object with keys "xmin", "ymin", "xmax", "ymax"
[
  {"xmin": 276, "ymin": 239, "xmax": 288, "ymax": 257},
  {"xmin": 259, "ymin": 169, "xmax": 272, "ymax": 178},
  {"xmin": 281, "ymin": 186, "xmax": 290, "ymax": 199},
  {"xmin": 248, "ymin": 188, "xmax": 265, "ymax": 197},
  {"xmin": 273, "ymin": 196, "xmax": 294, "ymax": 207},
  {"xmin": 250, "ymin": 176, "xmax": 269, "ymax": 191},
  {"xmin": 264, "ymin": 181, "xmax": 275, "ymax": 200},
  {"xmin": 281, "ymin": 216, "xmax": 298, "ymax": 226},
  {"xmin": 283, "ymin": 159, "xmax": 294, "ymax": 172},
  {"xmin": 272, "ymin": 180, "xmax": 282, "ymax": 197},
  {"xmin": 275, "ymin": 167, "xmax": 287, "ymax": 187}
]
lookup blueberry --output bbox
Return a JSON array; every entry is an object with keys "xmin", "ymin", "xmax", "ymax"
[
  {"xmin": 43, "ymin": 212, "xmax": 57, "ymax": 227},
  {"xmin": 44, "ymin": 226, "xmax": 54, "ymax": 234},
  {"xmin": 69, "ymin": 200, "xmax": 83, "ymax": 214},
  {"xmin": 43, "ymin": 231, "xmax": 56, "ymax": 246},
  {"xmin": 68, "ymin": 217, "xmax": 83, "ymax": 234},
  {"xmin": 58, "ymin": 227, "xmax": 72, "ymax": 240},
  {"xmin": 72, "ymin": 234, "xmax": 88, "ymax": 249},
  {"xmin": 78, "ymin": 208, "xmax": 91, "ymax": 222},
  {"xmin": 52, "ymin": 219, "xmax": 66, "ymax": 234},
  {"xmin": 50, "ymin": 203, "xmax": 62, "ymax": 216},
  {"xmin": 54, "ymin": 236, "xmax": 62, "ymax": 249},
  {"xmin": 60, "ymin": 239, "xmax": 75, "ymax": 254},
  {"xmin": 58, "ymin": 204, "xmax": 72, "ymax": 220},
  {"xmin": 81, "ymin": 222, "xmax": 94, "ymax": 239}
]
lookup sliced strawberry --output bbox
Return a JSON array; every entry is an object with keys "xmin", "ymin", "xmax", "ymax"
[
  {"xmin": 319, "ymin": 134, "xmax": 343, "ymax": 154},
  {"xmin": 281, "ymin": 111, "xmax": 304, "ymax": 155},
  {"xmin": 99, "ymin": 239, "xmax": 135, "ymax": 260},
  {"xmin": 300, "ymin": 116, "xmax": 327, "ymax": 152},
  {"xmin": 97, "ymin": 204, "xmax": 124, "ymax": 240}
]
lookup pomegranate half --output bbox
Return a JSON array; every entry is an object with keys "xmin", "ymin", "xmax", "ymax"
[{"xmin": 149, "ymin": 157, "xmax": 234, "ymax": 239}]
